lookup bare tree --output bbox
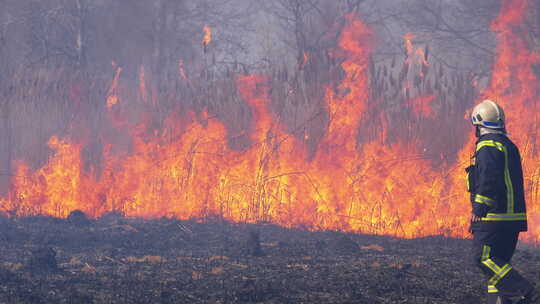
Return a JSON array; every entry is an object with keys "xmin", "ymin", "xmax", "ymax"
[{"xmin": 395, "ymin": 0, "xmax": 500, "ymax": 75}]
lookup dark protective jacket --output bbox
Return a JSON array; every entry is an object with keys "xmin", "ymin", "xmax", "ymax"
[{"xmin": 466, "ymin": 133, "xmax": 527, "ymax": 232}]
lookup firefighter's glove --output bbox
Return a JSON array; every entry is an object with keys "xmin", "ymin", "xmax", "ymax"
[{"xmin": 472, "ymin": 196, "xmax": 489, "ymax": 218}]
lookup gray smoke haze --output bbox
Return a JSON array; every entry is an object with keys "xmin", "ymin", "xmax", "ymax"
[
  {"xmin": 0, "ymin": 0, "xmax": 507, "ymax": 75},
  {"xmin": 0, "ymin": 0, "xmax": 538, "ymax": 196}
]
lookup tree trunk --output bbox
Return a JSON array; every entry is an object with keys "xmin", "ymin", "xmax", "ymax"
[
  {"xmin": 75, "ymin": 0, "xmax": 87, "ymax": 68},
  {"xmin": 1, "ymin": 97, "xmax": 12, "ymax": 197},
  {"xmin": 153, "ymin": 0, "xmax": 168, "ymax": 89}
]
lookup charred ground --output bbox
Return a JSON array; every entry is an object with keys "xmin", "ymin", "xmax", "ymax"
[{"xmin": 1, "ymin": 213, "xmax": 539, "ymax": 304}]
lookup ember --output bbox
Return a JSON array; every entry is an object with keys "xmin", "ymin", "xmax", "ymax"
[{"xmin": 203, "ymin": 25, "xmax": 212, "ymax": 52}]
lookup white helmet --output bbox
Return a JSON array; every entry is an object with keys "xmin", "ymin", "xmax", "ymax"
[{"xmin": 471, "ymin": 99, "xmax": 505, "ymax": 129}]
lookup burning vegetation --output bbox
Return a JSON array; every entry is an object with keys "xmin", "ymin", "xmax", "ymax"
[
  {"xmin": 0, "ymin": 0, "xmax": 539, "ymax": 302},
  {"xmin": 1, "ymin": 0, "xmax": 539, "ymax": 241}
]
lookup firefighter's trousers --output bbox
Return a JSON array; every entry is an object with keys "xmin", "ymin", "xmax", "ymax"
[{"xmin": 473, "ymin": 230, "xmax": 533, "ymax": 302}]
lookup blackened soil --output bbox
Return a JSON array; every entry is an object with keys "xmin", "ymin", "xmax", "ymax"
[{"xmin": 0, "ymin": 215, "xmax": 539, "ymax": 304}]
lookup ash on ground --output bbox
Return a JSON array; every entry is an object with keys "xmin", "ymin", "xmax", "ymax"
[{"xmin": 1, "ymin": 213, "xmax": 539, "ymax": 304}]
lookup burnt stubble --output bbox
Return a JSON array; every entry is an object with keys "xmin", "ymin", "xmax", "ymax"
[{"xmin": 2, "ymin": 215, "xmax": 536, "ymax": 303}]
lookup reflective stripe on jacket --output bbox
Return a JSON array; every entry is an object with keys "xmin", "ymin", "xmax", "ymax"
[{"xmin": 466, "ymin": 133, "xmax": 527, "ymax": 232}]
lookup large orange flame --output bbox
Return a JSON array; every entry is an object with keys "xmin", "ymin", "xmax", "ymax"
[
  {"xmin": 2, "ymin": 5, "xmax": 540, "ymax": 242},
  {"xmin": 482, "ymin": 0, "xmax": 540, "ymax": 242}
]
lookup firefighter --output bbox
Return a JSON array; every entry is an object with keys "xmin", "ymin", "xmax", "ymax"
[{"xmin": 467, "ymin": 99, "xmax": 539, "ymax": 304}]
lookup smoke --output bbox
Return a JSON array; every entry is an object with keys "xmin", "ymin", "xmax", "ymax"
[{"xmin": 0, "ymin": 0, "xmax": 539, "ymax": 241}]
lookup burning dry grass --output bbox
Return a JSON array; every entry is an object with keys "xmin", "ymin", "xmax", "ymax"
[
  {"xmin": 0, "ymin": 1, "xmax": 540, "ymax": 244},
  {"xmin": 0, "ymin": 15, "xmax": 477, "ymax": 241}
]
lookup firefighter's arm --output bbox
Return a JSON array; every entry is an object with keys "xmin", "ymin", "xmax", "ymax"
[{"xmin": 473, "ymin": 143, "xmax": 504, "ymax": 217}]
